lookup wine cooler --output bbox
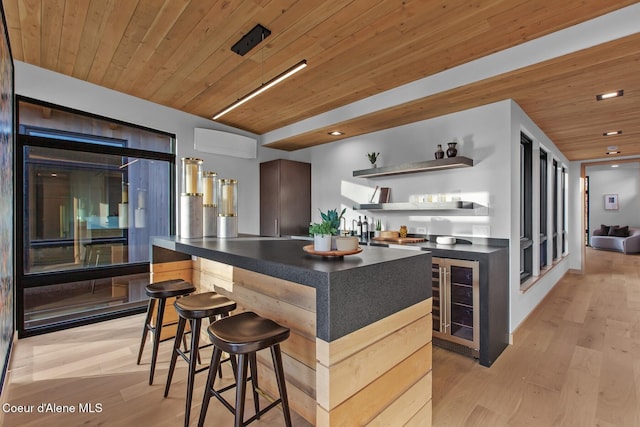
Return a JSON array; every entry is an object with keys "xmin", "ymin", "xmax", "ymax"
[{"xmin": 432, "ymin": 258, "xmax": 479, "ymax": 356}]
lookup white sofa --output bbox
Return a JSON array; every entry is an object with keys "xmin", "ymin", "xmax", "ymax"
[{"xmin": 591, "ymin": 226, "xmax": 640, "ymax": 254}]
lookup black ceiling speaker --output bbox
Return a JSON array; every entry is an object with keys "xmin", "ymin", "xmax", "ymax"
[{"xmin": 231, "ymin": 24, "xmax": 271, "ymax": 56}]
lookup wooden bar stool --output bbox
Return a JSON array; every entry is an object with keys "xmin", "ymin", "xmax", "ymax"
[
  {"xmin": 164, "ymin": 291, "xmax": 237, "ymax": 427},
  {"xmin": 198, "ymin": 311, "xmax": 292, "ymax": 427},
  {"xmin": 136, "ymin": 279, "xmax": 196, "ymax": 385}
]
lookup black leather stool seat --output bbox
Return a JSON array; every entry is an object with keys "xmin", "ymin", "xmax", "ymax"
[
  {"xmin": 208, "ymin": 311, "xmax": 290, "ymax": 354},
  {"xmin": 165, "ymin": 292, "xmax": 237, "ymax": 427},
  {"xmin": 174, "ymin": 291, "xmax": 237, "ymax": 319},
  {"xmin": 145, "ymin": 279, "xmax": 195, "ymax": 299},
  {"xmin": 137, "ymin": 279, "xmax": 195, "ymax": 385},
  {"xmin": 199, "ymin": 311, "xmax": 292, "ymax": 427}
]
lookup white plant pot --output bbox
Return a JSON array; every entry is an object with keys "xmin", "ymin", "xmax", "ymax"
[{"xmin": 314, "ymin": 234, "xmax": 332, "ymax": 252}]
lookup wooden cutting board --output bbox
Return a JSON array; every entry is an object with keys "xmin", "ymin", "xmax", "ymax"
[{"xmin": 371, "ymin": 237, "xmax": 426, "ymax": 244}]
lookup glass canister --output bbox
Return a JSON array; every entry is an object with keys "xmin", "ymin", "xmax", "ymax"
[
  {"xmin": 218, "ymin": 179, "xmax": 238, "ymax": 217},
  {"xmin": 181, "ymin": 157, "xmax": 203, "ymax": 195},
  {"xmin": 399, "ymin": 225, "xmax": 408, "ymax": 238},
  {"xmin": 202, "ymin": 171, "xmax": 217, "ymax": 206}
]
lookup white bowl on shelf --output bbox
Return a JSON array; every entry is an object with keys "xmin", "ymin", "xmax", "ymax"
[{"xmin": 436, "ymin": 236, "xmax": 456, "ymax": 245}]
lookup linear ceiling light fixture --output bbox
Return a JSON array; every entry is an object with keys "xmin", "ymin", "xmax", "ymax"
[
  {"xmin": 596, "ymin": 90, "xmax": 624, "ymax": 101},
  {"xmin": 213, "ymin": 60, "xmax": 307, "ymax": 120},
  {"xmin": 603, "ymin": 130, "xmax": 622, "ymax": 136}
]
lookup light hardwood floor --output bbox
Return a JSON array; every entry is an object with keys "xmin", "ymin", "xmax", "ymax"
[
  {"xmin": 433, "ymin": 248, "xmax": 640, "ymax": 427},
  {"xmin": 2, "ymin": 248, "xmax": 639, "ymax": 426}
]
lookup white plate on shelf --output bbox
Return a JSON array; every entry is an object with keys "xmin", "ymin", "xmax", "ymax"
[{"xmin": 436, "ymin": 236, "xmax": 456, "ymax": 245}]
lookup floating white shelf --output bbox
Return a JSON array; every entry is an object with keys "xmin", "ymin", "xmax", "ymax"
[
  {"xmin": 354, "ymin": 201, "xmax": 480, "ymax": 213},
  {"xmin": 353, "ymin": 156, "xmax": 473, "ymax": 178}
]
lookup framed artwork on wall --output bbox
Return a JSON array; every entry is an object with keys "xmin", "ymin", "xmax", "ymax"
[{"xmin": 604, "ymin": 193, "xmax": 618, "ymax": 210}]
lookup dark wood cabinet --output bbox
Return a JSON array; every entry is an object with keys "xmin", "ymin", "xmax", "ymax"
[{"xmin": 260, "ymin": 159, "xmax": 311, "ymax": 237}]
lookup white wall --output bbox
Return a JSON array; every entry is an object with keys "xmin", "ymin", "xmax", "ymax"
[
  {"xmin": 293, "ymin": 101, "xmax": 512, "ymax": 237},
  {"xmin": 292, "ymin": 99, "xmax": 573, "ymax": 334},
  {"xmin": 14, "ymin": 61, "xmax": 281, "ymax": 235},
  {"xmin": 586, "ymin": 164, "xmax": 640, "ymax": 232}
]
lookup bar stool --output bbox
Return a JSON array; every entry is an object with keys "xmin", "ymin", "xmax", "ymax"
[
  {"xmin": 198, "ymin": 311, "xmax": 292, "ymax": 427},
  {"xmin": 164, "ymin": 292, "xmax": 237, "ymax": 427},
  {"xmin": 136, "ymin": 279, "xmax": 196, "ymax": 385}
]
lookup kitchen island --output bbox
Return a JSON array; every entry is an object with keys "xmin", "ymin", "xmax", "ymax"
[{"xmin": 151, "ymin": 236, "xmax": 432, "ymax": 426}]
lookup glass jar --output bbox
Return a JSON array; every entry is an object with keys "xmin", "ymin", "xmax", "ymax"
[
  {"xmin": 202, "ymin": 171, "xmax": 217, "ymax": 206},
  {"xmin": 217, "ymin": 179, "xmax": 238, "ymax": 217},
  {"xmin": 399, "ymin": 225, "xmax": 408, "ymax": 238},
  {"xmin": 181, "ymin": 157, "xmax": 203, "ymax": 195}
]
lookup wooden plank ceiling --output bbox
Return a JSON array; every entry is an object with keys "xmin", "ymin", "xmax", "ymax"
[{"xmin": 3, "ymin": 0, "xmax": 639, "ymax": 161}]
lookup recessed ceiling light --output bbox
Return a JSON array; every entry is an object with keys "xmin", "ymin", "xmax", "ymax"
[
  {"xmin": 606, "ymin": 145, "xmax": 618, "ymax": 151},
  {"xmin": 603, "ymin": 130, "xmax": 622, "ymax": 136},
  {"xmin": 596, "ymin": 90, "xmax": 624, "ymax": 101},
  {"xmin": 606, "ymin": 151, "xmax": 620, "ymax": 155},
  {"xmin": 328, "ymin": 131, "xmax": 344, "ymax": 136},
  {"xmin": 611, "ymin": 164, "xmax": 619, "ymax": 168}
]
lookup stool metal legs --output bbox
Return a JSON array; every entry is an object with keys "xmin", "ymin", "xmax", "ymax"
[
  {"xmin": 136, "ymin": 296, "xmax": 167, "ymax": 385},
  {"xmin": 166, "ymin": 314, "xmax": 236, "ymax": 427},
  {"xmin": 136, "ymin": 297, "xmax": 155, "ymax": 365},
  {"xmin": 198, "ymin": 344, "xmax": 292, "ymax": 427},
  {"xmin": 164, "ymin": 316, "xmax": 200, "ymax": 427},
  {"xmin": 271, "ymin": 344, "xmax": 293, "ymax": 427}
]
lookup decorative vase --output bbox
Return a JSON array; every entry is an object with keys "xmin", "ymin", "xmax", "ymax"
[
  {"xmin": 314, "ymin": 234, "xmax": 332, "ymax": 252},
  {"xmin": 446, "ymin": 142, "xmax": 458, "ymax": 158},
  {"xmin": 435, "ymin": 144, "xmax": 444, "ymax": 160}
]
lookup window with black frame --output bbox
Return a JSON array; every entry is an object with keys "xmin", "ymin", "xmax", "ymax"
[
  {"xmin": 539, "ymin": 149, "xmax": 548, "ymax": 268},
  {"xmin": 520, "ymin": 133, "xmax": 533, "ymax": 283},
  {"xmin": 16, "ymin": 97, "xmax": 175, "ymax": 336},
  {"xmin": 553, "ymin": 159, "xmax": 559, "ymax": 261},
  {"xmin": 562, "ymin": 166, "xmax": 567, "ymax": 254}
]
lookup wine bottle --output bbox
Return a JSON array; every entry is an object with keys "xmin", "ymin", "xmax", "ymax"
[{"xmin": 363, "ymin": 216, "xmax": 369, "ymax": 241}]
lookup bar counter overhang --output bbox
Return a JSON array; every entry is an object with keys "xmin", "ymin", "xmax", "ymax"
[{"xmin": 151, "ymin": 236, "xmax": 433, "ymax": 426}]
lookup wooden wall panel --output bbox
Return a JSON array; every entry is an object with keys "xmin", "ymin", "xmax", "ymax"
[
  {"xmin": 317, "ymin": 344, "xmax": 432, "ymax": 426},
  {"xmin": 316, "ymin": 299, "xmax": 432, "ymax": 427},
  {"xmin": 163, "ymin": 255, "xmax": 431, "ymax": 426},
  {"xmin": 149, "ymin": 260, "xmax": 193, "ymax": 342},
  {"xmin": 194, "ymin": 257, "xmax": 317, "ymax": 426}
]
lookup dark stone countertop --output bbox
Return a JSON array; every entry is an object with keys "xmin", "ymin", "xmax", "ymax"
[{"xmin": 152, "ymin": 236, "xmax": 432, "ymax": 342}]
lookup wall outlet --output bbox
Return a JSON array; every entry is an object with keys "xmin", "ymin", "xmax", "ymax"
[
  {"xmin": 416, "ymin": 227, "xmax": 427, "ymax": 235},
  {"xmin": 472, "ymin": 225, "xmax": 490, "ymax": 237}
]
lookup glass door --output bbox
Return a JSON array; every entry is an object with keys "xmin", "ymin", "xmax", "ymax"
[
  {"xmin": 448, "ymin": 261, "xmax": 479, "ymax": 347},
  {"xmin": 431, "ymin": 259, "xmax": 443, "ymax": 332},
  {"xmin": 432, "ymin": 257, "xmax": 479, "ymax": 352}
]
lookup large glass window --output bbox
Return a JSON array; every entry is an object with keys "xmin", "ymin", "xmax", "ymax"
[
  {"xmin": 562, "ymin": 166, "xmax": 567, "ymax": 254},
  {"xmin": 16, "ymin": 97, "xmax": 175, "ymax": 336},
  {"xmin": 539, "ymin": 149, "xmax": 548, "ymax": 268},
  {"xmin": 553, "ymin": 159, "xmax": 559, "ymax": 261},
  {"xmin": 520, "ymin": 133, "xmax": 533, "ymax": 283}
]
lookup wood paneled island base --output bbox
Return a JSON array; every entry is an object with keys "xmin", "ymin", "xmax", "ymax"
[{"xmin": 152, "ymin": 237, "xmax": 432, "ymax": 426}]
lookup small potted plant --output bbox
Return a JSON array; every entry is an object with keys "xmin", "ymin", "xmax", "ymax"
[
  {"xmin": 320, "ymin": 208, "xmax": 346, "ymax": 248},
  {"xmin": 374, "ymin": 219, "xmax": 382, "ymax": 237},
  {"xmin": 367, "ymin": 152, "xmax": 380, "ymax": 168},
  {"xmin": 309, "ymin": 221, "xmax": 335, "ymax": 251}
]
